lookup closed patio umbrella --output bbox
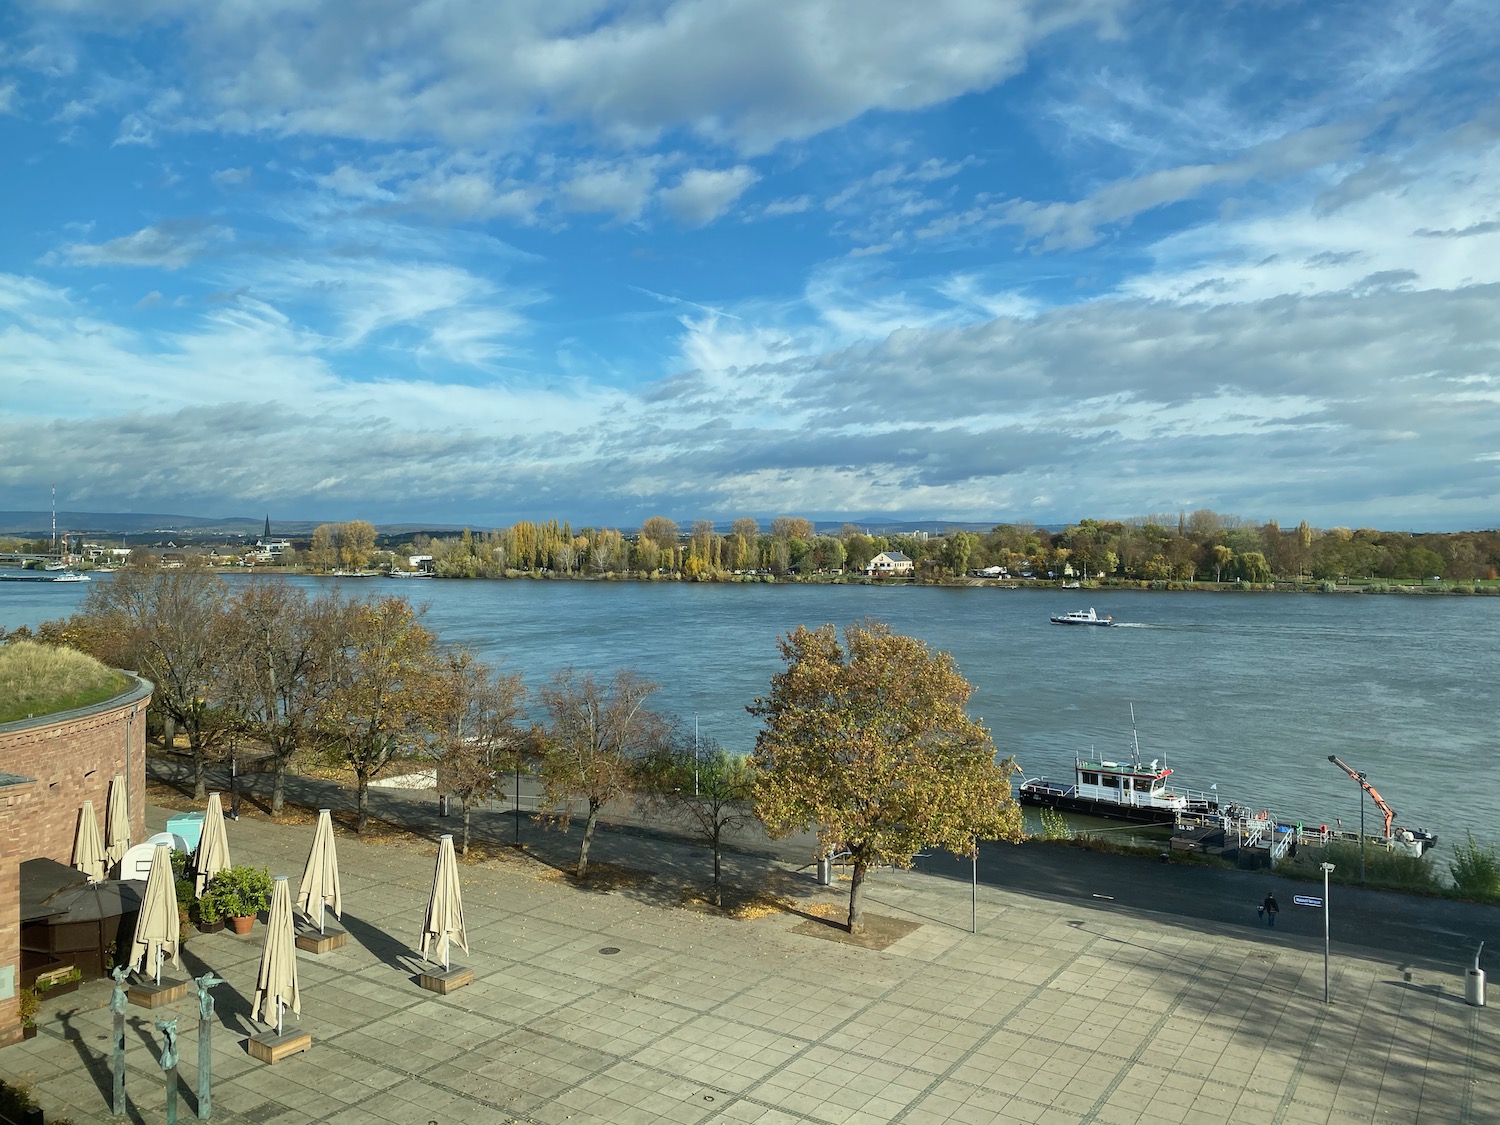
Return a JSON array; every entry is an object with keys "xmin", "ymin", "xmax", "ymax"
[
  {"xmin": 72, "ymin": 800, "xmax": 107, "ymax": 884},
  {"xmin": 129, "ymin": 844, "xmax": 178, "ymax": 983},
  {"xmin": 194, "ymin": 793, "xmax": 231, "ymax": 897},
  {"xmin": 105, "ymin": 774, "xmax": 131, "ymax": 869},
  {"xmin": 296, "ymin": 810, "xmax": 341, "ymax": 933},
  {"xmin": 251, "ymin": 876, "xmax": 301, "ymax": 1035},
  {"xmin": 419, "ymin": 834, "xmax": 467, "ymax": 971}
]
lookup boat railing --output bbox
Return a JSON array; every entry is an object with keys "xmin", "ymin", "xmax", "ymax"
[{"xmin": 1020, "ymin": 779, "xmax": 1076, "ymax": 799}]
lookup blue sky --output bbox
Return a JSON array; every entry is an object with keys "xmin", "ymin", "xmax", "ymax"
[{"xmin": 2, "ymin": 0, "xmax": 1498, "ymax": 531}]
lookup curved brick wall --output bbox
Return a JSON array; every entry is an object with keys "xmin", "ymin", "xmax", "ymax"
[{"xmin": 0, "ymin": 676, "xmax": 153, "ymax": 1045}]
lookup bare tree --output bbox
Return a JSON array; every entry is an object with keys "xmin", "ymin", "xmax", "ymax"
[
  {"xmin": 433, "ymin": 650, "xmax": 528, "ymax": 855},
  {"xmin": 69, "ymin": 558, "xmax": 231, "ymax": 799},
  {"xmin": 537, "ymin": 668, "xmax": 668, "ymax": 878},
  {"xmin": 222, "ymin": 581, "xmax": 340, "ymax": 815},
  {"xmin": 636, "ymin": 737, "xmax": 757, "ymax": 907}
]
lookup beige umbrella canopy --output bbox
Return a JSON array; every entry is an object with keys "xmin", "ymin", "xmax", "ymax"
[
  {"xmin": 419, "ymin": 834, "xmax": 468, "ymax": 971},
  {"xmin": 71, "ymin": 800, "xmax": 106, "ymax": 884},
  {"xmin": 104, "ymin": 773, "xmax": 130, "ymax": 869},
  {"xmin": 296, "ymin": 810, "xmax": 342, "ymax": 933},
  {"xmin": 194, "ymin": 792, "xmax": 232, "ymax": 897},
  {"xmin": 129, "ymin": 844, "xmax": 178, "ymax": 983},
  {"xmin": 252, "ymin": 876, "xmax": 301, "ymax": 1035}
]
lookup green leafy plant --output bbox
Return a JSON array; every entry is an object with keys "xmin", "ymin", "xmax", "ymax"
[
  {"xmin": 201, "ymin": 865, "xmax": 273, "ymax": 920},
  {"xmin": 35, "ymin": 966, "xmax": 81, "ymax": 992},
  {"xmin": 1036, "ymin": 808, "xmax": 1074, "ymax": 841},
  {"xmin": 1449, "ymin": 832, "xmax": 1500, "ymax": 900},
  {"xmin": 16, "ymin": 987, "xmax": 39, "ymax": 1028}
]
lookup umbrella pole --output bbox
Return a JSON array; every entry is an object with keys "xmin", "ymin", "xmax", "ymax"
[
  {"xmin": 276, "ymin": 997, "xmax": 283, "ymax": 1037},
  {"xmin": 319, "ymin": 900, "xmax": 325, "ymax": 935}
]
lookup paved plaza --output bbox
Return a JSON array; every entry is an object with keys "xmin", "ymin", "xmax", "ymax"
[{"xmin": 3, "ymin": 781, "xmax": 1495, "ymax": 1125}]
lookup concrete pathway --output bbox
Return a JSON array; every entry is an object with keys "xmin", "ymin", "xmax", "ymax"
[{"xmin": 3, "ymin": 769, "xmax": 1495, "ymax": 1124}]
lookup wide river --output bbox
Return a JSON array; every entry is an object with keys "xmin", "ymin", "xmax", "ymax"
[{"xmin": 5, "ymin": 573, "xmax": 1497, "ymax": 850}]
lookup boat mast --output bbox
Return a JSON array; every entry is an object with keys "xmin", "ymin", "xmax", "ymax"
[
  {"xmin": 1130, "ymin": 703, "xmax": 1141, "ymax": 761},
  {"xmin": 51, "ymin": 484, "xmax": 57, "ymax": 556}
]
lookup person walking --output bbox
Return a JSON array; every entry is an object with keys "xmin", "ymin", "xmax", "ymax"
[{"xmin": 1262, "ymin": 891, "xmax": 1279, "ymax": 926}]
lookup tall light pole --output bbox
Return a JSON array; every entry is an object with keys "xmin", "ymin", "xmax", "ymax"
[
  {"xmin": 1356, "ymin": 772, "xmax": 1366, "ymax": 884},
  {"xmin": 1320, "ymin": 862, "xmax": 1335, "ymax": 1003},
  {"xmin": 694, "ymin": 713, "xmax": 700, "ymax": 798}
]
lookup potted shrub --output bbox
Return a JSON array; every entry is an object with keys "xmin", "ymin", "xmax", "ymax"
[
  {"xmin": 202, "ymin": 866, "xmax": 273, "ymax": 934},
  {"xmin": 17, "ymin": 987, "xmax": 39, "ymax": 1040}
]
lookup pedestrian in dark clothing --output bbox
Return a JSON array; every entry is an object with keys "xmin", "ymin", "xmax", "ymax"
[{"xmin": 1262, "ymin": 892, "xmax": 1279, "ymax": 926}]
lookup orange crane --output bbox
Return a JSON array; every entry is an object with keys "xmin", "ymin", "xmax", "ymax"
[{"xmin": 1327, "ymin": 755, "xmax": 1395, "ymax": 838}]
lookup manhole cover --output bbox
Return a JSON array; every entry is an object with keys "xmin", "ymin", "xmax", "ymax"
[{"xmin": 599, "ymin": 947, "xmax": 620, "ymax": 955}]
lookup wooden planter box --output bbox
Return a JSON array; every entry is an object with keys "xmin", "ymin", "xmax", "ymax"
[
  {"xmin": 197, "ymin": 919, "xmax": 225, "ymax": 934},
  {"xmin": 36, "ymin": 980, "xmax": 78, "ymax": 1000}
]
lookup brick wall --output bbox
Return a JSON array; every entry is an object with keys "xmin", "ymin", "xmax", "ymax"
[
  {"xmin": 0, "ymin": 678, "xmax": 152, "ymax": 1046},
  {"xmin": 0, "ymin": 777, "xmax": 37, "ymax": 1047}
]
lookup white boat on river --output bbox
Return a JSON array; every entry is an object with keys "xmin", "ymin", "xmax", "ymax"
[{"xmin": 1050, "ymin": 607, "xmax": 1114, "ymax": 626}]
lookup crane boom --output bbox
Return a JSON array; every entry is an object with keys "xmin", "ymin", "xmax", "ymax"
[{"xmin": 1327, "ymin": 755, "xmax": 1395, "ymax": 838}]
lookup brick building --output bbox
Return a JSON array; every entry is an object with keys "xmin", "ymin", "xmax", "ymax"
[{"xmin": 0, "ymin": 676, "xmax": 152, "ymax": 1045}]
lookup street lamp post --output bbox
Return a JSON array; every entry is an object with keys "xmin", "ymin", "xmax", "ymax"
[
  {"xmin": 1356, "ymin": 772, "xmax": 1366, "ymax": 884},
  {"xmin": 694, "ymin": 713, "xmax": 700, "ymax": 798},
  {"xmin": 1320, "ymin": 862, "xmax": 1335, "ymax": 1003}
]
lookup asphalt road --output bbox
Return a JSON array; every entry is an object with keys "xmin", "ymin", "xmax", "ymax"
[{"xmin": 910, "ymin": 840, "xmax": 1500, "ymax": 971}]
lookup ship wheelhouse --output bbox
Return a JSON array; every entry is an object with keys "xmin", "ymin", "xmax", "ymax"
[{"xmin": 1074, "ymin": 757, "xmax": 1186, "ymax": 811}]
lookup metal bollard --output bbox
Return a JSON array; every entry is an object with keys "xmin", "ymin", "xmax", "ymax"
[
  {"xmin": 816, "ymin": 854, "xmax": 831, "ymax": 886},
  {"xmin": 1467, "ymin": 941, "xmax": 1486, "ymax": 1007}
]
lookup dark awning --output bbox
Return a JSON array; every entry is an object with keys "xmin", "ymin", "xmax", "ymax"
[{"xmin": 20, "ymin": 858, "xmax": 87, "ymax": 922}]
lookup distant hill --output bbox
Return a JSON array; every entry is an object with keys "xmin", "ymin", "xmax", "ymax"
[
  {"xmin": 0, "ymin": 511, "xmax": 469, "ymax": 539},
  {"xmin": 0, "ymin": 510, "xmax": 1002, "ymax": 540}
]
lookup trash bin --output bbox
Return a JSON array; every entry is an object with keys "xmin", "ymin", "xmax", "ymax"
[
  {"xmin": 1466, "ymin": 968, "xmax": 1486, "ymax": 1007},
  {"xmin": 816, "ymin": 855, "xmax": 831, "ymax": 886}
]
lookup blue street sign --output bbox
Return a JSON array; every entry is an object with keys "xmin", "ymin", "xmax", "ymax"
[{"xmin": 1293, "ymin": 895, "xmax": 1323, "ymax": 908}]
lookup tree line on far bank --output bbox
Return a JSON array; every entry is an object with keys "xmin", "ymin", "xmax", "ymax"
[
  {"xmin": 9, "ymin": 560, "xmax": 1022, "ymax": 932},
  {"xmin": 90, "ymin": 509, "xmax": 1494, "ymax": 587}
]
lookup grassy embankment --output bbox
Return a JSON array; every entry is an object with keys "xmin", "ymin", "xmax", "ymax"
[{"xmin": 0, "ymin": 640, "xmax": 131, "ymax": 724}]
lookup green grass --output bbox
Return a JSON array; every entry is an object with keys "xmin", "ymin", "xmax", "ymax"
[{"xmin": 0, "ymin": 640, "xmax": 131, "ymax": 724}]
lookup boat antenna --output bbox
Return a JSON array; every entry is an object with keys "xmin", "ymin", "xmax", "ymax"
[
  {"xmin": 51, "ymin": 484, "xmax": 57, "ymax": 555},
  {"xmin": 1130, "ymin": 703, "xmax": 1142, "ymax": 762}
]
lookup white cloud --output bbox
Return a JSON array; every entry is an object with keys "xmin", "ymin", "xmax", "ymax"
[
  {"xmin": 211, "ymin": 166, "xmax": 252, "ymax": 188},
  {"xmin": 659, "ymin": 166, "xmax": 758, "ymax": 226},
  {"xmin": 0, "ymin": 81, "xmax": 18, "ymax": 115},
  {"xmin": 32, "ymin": 0, "xmax": 1119, "ymax": 153},
  {"xmin": 561, "ymin": 158, "xmax": 661, "ymax": 221},
  {"xmin": 52, "ymin": 221, "xmax": 231, "ymax": 270}
]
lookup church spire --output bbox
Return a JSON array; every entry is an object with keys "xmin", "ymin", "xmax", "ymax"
[{"xmin": 264, "ymin": 514, "xmax": 271, "ymax": 539}]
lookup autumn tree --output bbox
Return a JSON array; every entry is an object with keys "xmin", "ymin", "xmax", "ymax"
[
  {"xmin": 749, "ymin": 620, "xmax": 1024, "ymax": 934},
  {"xmin": 640, "ymin": 516, "xmax": 680, "ymax": 553},
  {"xmin": 315, "ymin": 596, "xmax": 445, "ymax": 833},
  {"xmin": 432, "ymin": 650, "xmax": 528, "ymax": 854},
  {"xmin": 68, "ymin": 558, "xmax": 232, "ymax": 799},
  {"xmin": 537, "ymin": 668, "xmax": 668, "ymax": 878},
  {"xmin": 635, "ymin": 738, "xmax": 757, "ymax": 907}
]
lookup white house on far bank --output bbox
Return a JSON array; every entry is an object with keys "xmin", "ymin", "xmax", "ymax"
[{"xmin": 867, "ymin": 550, "xmax": 914, "ymax": 576}]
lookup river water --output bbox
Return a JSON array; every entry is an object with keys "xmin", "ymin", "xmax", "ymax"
[{"xmin": 5, "ymin": 573, "xmax": 1497, "ymax": 849}]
